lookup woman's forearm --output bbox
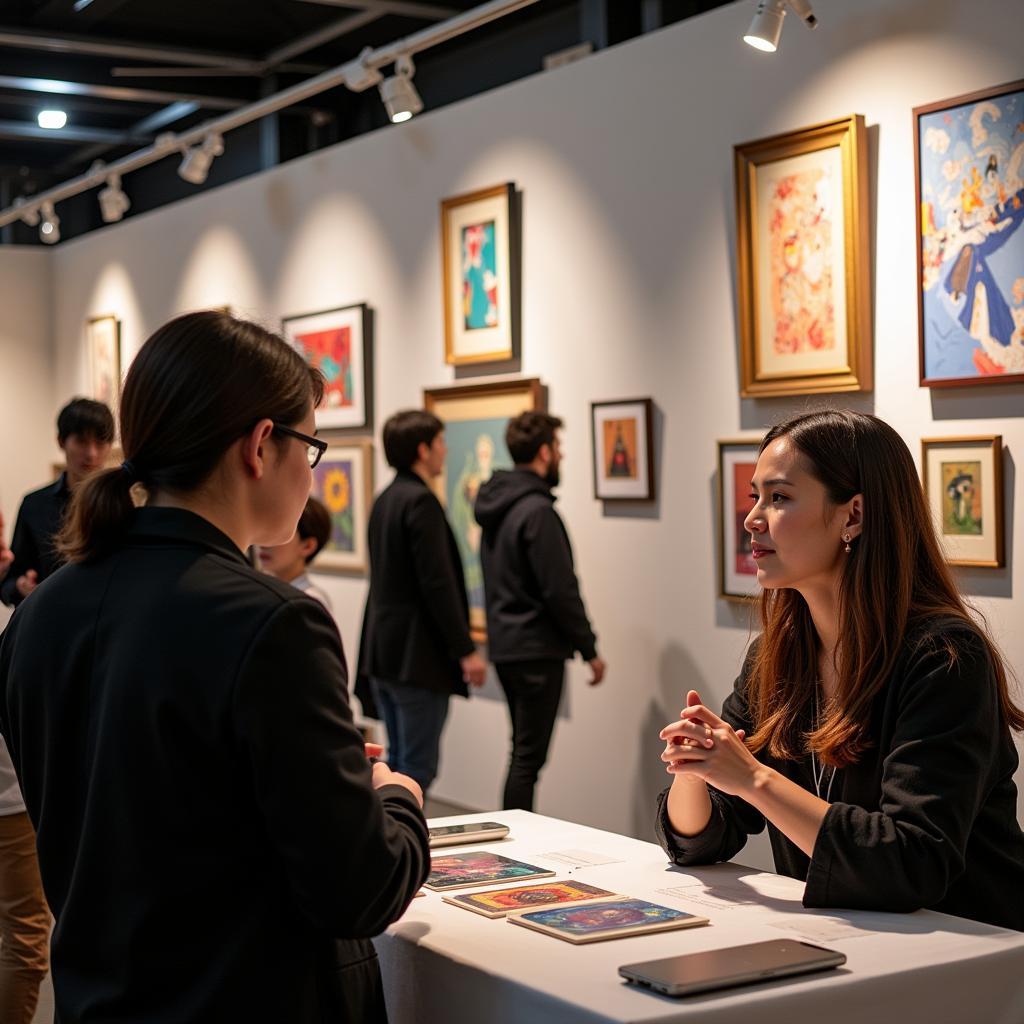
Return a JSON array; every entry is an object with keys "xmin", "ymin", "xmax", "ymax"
[
  {"xmin": 665, "ymin": 776, "xmax": 713, "ymax": 836},
  {"xmin": 740, "ymin": 765, "xmax": 829, "ymax": 858}
]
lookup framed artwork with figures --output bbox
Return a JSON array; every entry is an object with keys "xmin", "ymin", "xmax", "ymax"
[
  {"xmin": 914, "ymin": 79, "xmax": 1024, "ymax": 387},
  {"xmin": 734, "ymin": 115, "xmax": 871, "ymax": 397},
  {"xmin": 440, "ymin": 183, "xmax": 519, "ymax": 366},
  {"xmin": 717, "ymin": 439, "xmax": 763, "ymax": 601},
  {"xmin": 282, "ymin": 303, "xmax": 372, "ymax": 429},
  {"xmin": 424, "ymin": 377, "xmax": 545, "ymax": 640}
]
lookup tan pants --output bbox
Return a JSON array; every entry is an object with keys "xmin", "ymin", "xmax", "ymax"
[{"xmin": 0, "ymin": 812, "xmax": 50, "ymax": 1024}]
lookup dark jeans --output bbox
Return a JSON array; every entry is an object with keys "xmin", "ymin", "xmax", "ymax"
[
  {"xmin": 371, "ymin": 678, "xmax": 450, "ymax": 794},
  {"xmin": 495, "ymin": 659, "xmax": 565, "ymax": 812}
]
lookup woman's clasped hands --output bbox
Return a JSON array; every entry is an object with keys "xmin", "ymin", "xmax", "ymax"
[{"xmin": 660, "ymin": 690, "xmax": 762, "ymax": 797}]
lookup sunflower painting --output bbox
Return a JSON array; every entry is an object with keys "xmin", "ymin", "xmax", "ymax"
[{"xmin": 310, "ymin": 440, "xmax": 372, "ymax": 573}]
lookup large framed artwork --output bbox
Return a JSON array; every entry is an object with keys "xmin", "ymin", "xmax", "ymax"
[
  {"xmin": 734, "ymin": 115, "xmax": 871, "ymax": 398},
  {"xmin": 717, "ymin": 439, "xmax": 763, "ymax": 601},
  {"xmin": 309, "ymin": 438, "xmax": 373, "ymax": 574},
  {"xmin": 283, "ymin": 303, "xmax": 372, "ymax": 429},
  {"xmin": 590, "ymin": 398, "xmax": 655, "ymax": 501},
  {"xmin": 914, "ymin": 80, "xmax": 1024, "ymax": 387},
  {"xmin": 440, "ymin": 183, "xmax": 518, "ymax": 366},
  {"xmin": 424, "ymin": 378, "xmax": 545, "ymax": 640},
  {"xmin": 921, "ymin": 436, "xmax": 1004, "ymax": 568},
  {"xmin": 86, "ymin": 314, "xmax": 121, "ymax": 410}
]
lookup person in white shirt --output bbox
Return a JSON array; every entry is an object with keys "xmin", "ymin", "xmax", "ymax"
[{"xmin": 258, "ymin": 496, "xmax": 333, "ymax": 610}]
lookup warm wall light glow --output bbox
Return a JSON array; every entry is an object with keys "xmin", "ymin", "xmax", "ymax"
[
  {"xmin": 38, "ymin": 109, "xmax": 68, "ymax": 130},
  {"xmin": 743, "ymin": 34, "xmax": 777, "ymax": 51}
]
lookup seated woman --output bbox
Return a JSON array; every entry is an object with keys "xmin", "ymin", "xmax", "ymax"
[
  {"xmin": 656, "ymin": 410, "xmax": 1024, "ymax": 932},
  {"xmin": 1, "ymin": 311, "xmax": 429, "ymax": 1022}
]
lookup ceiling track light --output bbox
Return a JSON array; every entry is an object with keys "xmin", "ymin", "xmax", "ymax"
[
  {"xmin": 379, "ymin": 54, "xmax": 423, "ymax": 125},
  {"xmin": 39, "ymin": 201, "xmax": 60, "ymax": 244},
  {"xmin": 98, "ymin": 174, "xmax": 131, "ymax": 223},
  {"xmin": 743, "ymin": 0, "xmax": 817, "ymax": 53},
  {"xmin": 177, "ymin": 132, "xmax": 224, "ymax": 186}
]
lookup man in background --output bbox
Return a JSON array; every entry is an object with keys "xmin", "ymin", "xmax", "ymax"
[
  {"xmin": 258, "ymin": 496, "xmax": 334, "ymax": 610},
  {"xmin": 475, "ymin": 411, "xmax": 605, "ymax": 811},
  {"xmin": 357, "ymin": 410, "xmax": 487, "ymax": 796},
  {"xmin": 1, "ymin": 397, "xmax": 114, "ymax": 608}
]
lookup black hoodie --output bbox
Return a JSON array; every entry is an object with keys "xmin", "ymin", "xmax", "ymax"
[{"xmin": 474, "ymin": 468, "xmax": 597, "ymax": 663}]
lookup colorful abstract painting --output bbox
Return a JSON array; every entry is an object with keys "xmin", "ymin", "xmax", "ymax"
[
  {"xmin": 718, "ymin": 439, "xmax": 762, "ymax": 600},
  {"xmin": 940, "ymin": 461, "xmax": 983, "ymax": 535},
  {"xmin": 916, "ymin": 80, "xmax": 1024, "ymax": 385},
  {"xmin": 445, "ymin": 881, "xmax": 613, "ymax": 918},
  {"xmin": 508, "ymin": 897, "xmax": 708, "ymax": 943},
  {"xmin": 295, "ymin": 325, "xmax": 353, "ymax": 409},
  {"xmin": 425, "ymin": 851, "xmax": 554, "ymax": 891},
  {"xmin": 462, "ymin": 220, "xmax": 499, "ymax": 331}
]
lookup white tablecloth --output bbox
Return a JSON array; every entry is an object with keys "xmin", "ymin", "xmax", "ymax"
[{"xmin": 375, "ymin": 810, "xmax": 1024, "ymax": 1024}]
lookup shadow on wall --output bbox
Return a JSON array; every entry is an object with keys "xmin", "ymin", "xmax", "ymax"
[{"xmin": 632, "ymin": 642, "xmax": 709, "ymax": 840}]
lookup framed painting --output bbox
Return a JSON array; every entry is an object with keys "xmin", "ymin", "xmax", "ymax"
[
  {"xmin": 86, "ymin": 314, "xmax": 121, "ymax": 410},
  {"xmin": 309, "ymin": 438, "xmax": 373, "ymax": 574},
  {"xmin": 921, "ymin": 436, "xmax": 1004, "ymax": 568},
  {"xmin": 283, "ymin": 303, "xmax": 372, "ymax": 430},
  {"xmin": 717, "ymin": 439, "xmax": 763, "ymax": 601},
  {"xmin": 424, "ymin": 377, "xmax": 545, "ymax": 640},
  {"xmin": 734, "ymin": 115, "xmax": 871, "ymax": 397},
  {"xmin": 441, "ymin": 183, "xmax": 519, "ymax": 366},
  {"xmin": 914, "ymin": 79, "xmax": 1024, "ymax": 387},
  {"xmin": 590, "ymin": 398, "xmax": 655, "ymax": 501}
]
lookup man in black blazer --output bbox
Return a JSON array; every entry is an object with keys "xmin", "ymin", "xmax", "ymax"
[{"xmin": 357, "ymin": 410, "xmax": 487, "ymax": 794}]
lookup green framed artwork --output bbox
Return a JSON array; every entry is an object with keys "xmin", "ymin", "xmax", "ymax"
[{"xmin": 424, "ymin": 377, "xmax": 545, "ymax": 640}]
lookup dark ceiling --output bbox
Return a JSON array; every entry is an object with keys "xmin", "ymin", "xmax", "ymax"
[{"xmin": 0, "ymin": 0, "xmax": 738, "ymax": 245}]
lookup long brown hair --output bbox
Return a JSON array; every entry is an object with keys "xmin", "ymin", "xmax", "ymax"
[
  {"xmin": 59, "ymin": 311, "xmax": 324, "ymax": 563},
  {"xmin": 746, "ymin": 410, "xmax": 1022, "ymax": 767}
]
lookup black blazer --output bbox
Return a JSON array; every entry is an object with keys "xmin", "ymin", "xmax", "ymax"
[
  {"xmin": 0, "ymin": 474, "xmax": 70, "ymax": 607},
  {"xmin": 357, "ymin": 471, "xmax": 474, "ymax": 714},
  {"xmin": 0, "ymin": 507, "xmax": 430, "ymax": 1024}
]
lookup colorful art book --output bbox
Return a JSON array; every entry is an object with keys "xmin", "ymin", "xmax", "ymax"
[
  {"xmin": 442, "ymin": 880, "xmax": 615, "ymax": 918},
  {"xmin": 506, "ymin": 897, "xmax": 709, "ymax": 944},
  {"xmin": 425, "ymin": 852, "xmax": 555, "ymax": 891}
]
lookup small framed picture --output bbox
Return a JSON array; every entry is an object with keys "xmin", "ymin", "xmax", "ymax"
[
  {"xmin": 717, "ymin": 439, "xmax": 763, "ymax": 601},
  {"xmin": 734, "ymin": 115, "xmax": 872, "ymax": 397},
  {"xmin": 590, "ymin": 398, "xmax": 655, "ymax": 501},
  {"xmin": 440, "ymin": 183, "xmax": 519, "ymax": 366},
  {"xmin": 86, "ymin": 314, "xmax": 121, "ymax": 411},
  {"xmin": 309, "ymin": 438, "xmax": 373, "ymax": 574},
  {"xmin": 921, "ymin": 436, "xmax": 1004, "ymax": 568},
  {"xmin": 283, "ymin": 303, "xmax": 372, "ymax": 430}
]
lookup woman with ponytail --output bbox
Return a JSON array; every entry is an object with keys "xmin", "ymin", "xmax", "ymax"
[
  {"xmin": 0, "ymin": 311, "xmax": 430, "ymax": 1022},
  {"xmin": 655, "ymin": 410, "xmax": 1024, "ymax": 931}
]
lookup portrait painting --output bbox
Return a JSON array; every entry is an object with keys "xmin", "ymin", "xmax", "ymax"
[
  {"xmin": 283, "ymin": 303, "xmax": 371, "ymax": 429},
  {"xmin": 309, "ymin": 439, "xmax": 372, "ymax": 574},
  {"xmin": 717, "ymin": 439, "xmax": 763, "ymax": 600},
  {"xmin": 915, "ymin": 79, "xmax": 1024, "ymax": 386},
  {"xmin": 591, "ymin": 398, "xmax": 655, "ymax": 501},
  {"xmin": 922, "ymin": 436, "xmax": 1003, "ymax": 567},
  {"xmin": 441, "ymin": 184, "xmax": 518, "ymax": 365},
  {"xmin": 424, "ymin": 378, "xmax": 545, "ymax": 640},
  {"xmin": 735, "ymin": 115, "xmax": 871, "ymax": 396}
]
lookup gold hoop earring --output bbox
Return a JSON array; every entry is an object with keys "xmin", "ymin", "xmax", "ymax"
[{"xmin": 843, "ymin": 532, "xmax": 852, "ymax": 554}]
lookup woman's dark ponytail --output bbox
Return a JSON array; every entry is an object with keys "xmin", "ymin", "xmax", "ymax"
[{"xmin": 59, "ymin": 310, "xmax": 323, "ymax": 563}]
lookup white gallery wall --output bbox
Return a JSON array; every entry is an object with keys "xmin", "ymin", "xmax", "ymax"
[
  {"xmin": 0, "ymin": 248, "xmax": 54, "ymax": 632},
  {"xmin": 28, "ymin": 0, "xmax": 1024, "ymax": 864}
]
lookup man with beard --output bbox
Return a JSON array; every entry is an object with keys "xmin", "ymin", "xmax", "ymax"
[{"xmin": 475, "ymin": 412, "xmax": 605, "ymax": 811}]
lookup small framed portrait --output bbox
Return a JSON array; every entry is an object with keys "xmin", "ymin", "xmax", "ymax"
[
  {"xmin": 734, "ymin": 115, "xmax": 872, "ymax": 397},
  {"xmin": 590, "ymin": 398, "xmax": 655, "ymax": 501},
  {"xmin": 86, "ymin": 314, "xmax": 121, "ymax": 411},
  {"xmin": 283, "ymin": 303, "xmax": 372, "ymax": 430},
  {"xmin": 440, "ymin": 183, "xmax": 519, "ymax": 366},
  {"xmin": 921, "ymin": 436, "xmax": 1004, "ymax": 568},
  {"xmin": 424, "ymin": 377, "xmax": 545, "ymax": 640},
  {"xmin": 717, "ymin": 439, "xmax": 763, "ymax": 601},
  {"xmin": 309, "ymin": 438, "xmax": 373, "ymax": 574},
  {"xmin": 914, "ymin": 79, "xmax": 1024, "ymax": 387}
]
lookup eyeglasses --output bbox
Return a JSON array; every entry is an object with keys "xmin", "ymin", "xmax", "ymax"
[{"xmin": 273, "ymin": 423, "xmax": 328, "ymax": 469}]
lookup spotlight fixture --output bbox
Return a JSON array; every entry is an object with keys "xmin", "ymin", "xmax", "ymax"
[
  {"xmin": 98, "ymin": 174, "xmax": 131, "ymax": 223},
  {"xmin": 37, "ymin": 109, "xmax": 68, "ymax": 130},
  {"xmin": 39, "ymin": 201, "xmax": 60, "ymax": 244},
  {"xmin": 379, "ymin": 54, "xmax": 423, "ymax": 125},
  {"xmin": 177, "ymin": 132, "xmax": 224, "ymax": 185},
  {"xmin": 743, "ymin": 0, "xmax": 817, "ymax": 53}
]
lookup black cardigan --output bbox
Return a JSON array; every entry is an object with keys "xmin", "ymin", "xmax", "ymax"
[
  {"xmin": 656, "ymin": 620, "xmax": 1024, "ymax": 932},
  {"xmin": 0, "ymin": 507, "xmax": 430, "ymax": 1023}
]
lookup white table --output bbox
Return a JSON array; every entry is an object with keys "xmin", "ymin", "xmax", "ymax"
[{"xmin": 374, "ymin": 810, "xmax": 1024, "ymax": 1024}]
